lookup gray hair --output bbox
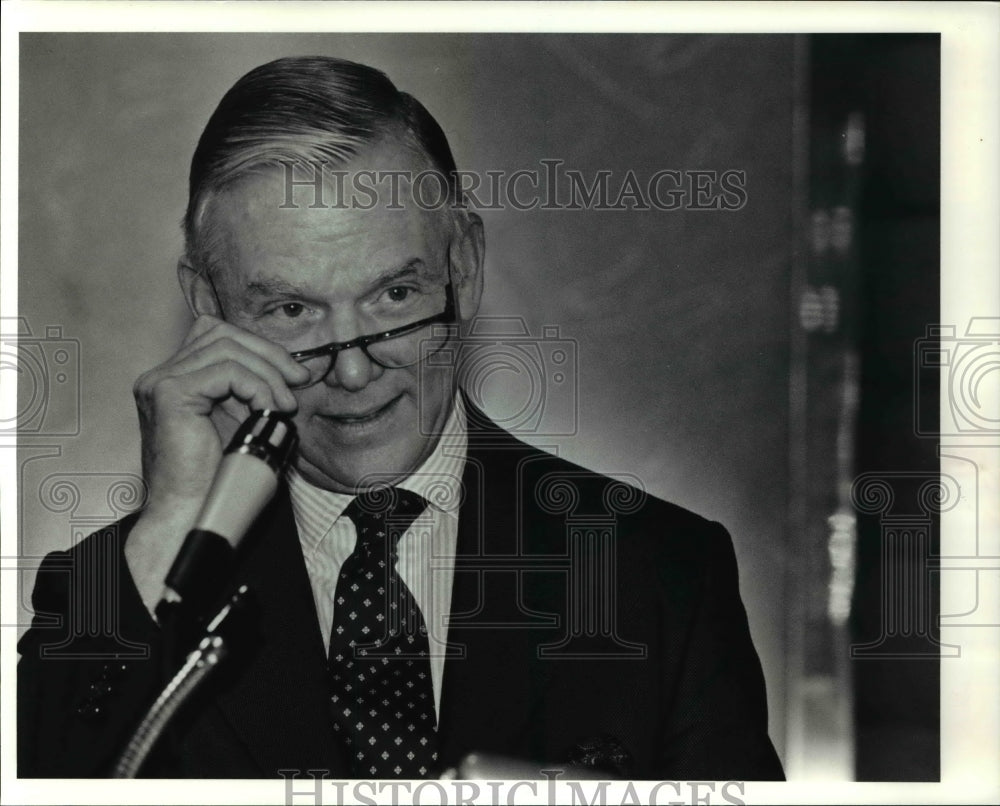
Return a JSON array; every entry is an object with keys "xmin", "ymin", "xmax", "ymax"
[{"xmin": 184, "ymin": 55, "xmax": 458, "ymax": 273}]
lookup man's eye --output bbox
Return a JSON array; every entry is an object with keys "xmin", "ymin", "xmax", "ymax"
[
  {"xmin": 385, "ymin": 286, "xmax": 413, "ymax": 303},
  {"xmin": 277, "ymin": 303, "xmax": 305, "ymax": 318}
]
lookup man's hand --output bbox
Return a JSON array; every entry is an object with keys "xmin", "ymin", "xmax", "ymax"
[{"xmin": 125, "ymin": 314, "xmax": 310, "ymax": 615}]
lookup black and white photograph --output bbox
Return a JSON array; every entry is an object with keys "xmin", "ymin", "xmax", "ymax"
[{"xmin": 3, "ymin": 3, "xmax": 997, "ymax": 804}]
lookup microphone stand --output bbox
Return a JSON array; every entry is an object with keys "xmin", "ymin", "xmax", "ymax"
[
  {"xmin": 113, "ymin": 409, "xmax": 296, "ymax": 777},
  {"xmin": 112, "ymin": 585, "xmax": 258, "ymax": 778}
]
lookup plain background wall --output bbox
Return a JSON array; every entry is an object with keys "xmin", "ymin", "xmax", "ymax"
[{"xmin": 16, "ymin": 33, "xmax": 794, "ymax": 759}]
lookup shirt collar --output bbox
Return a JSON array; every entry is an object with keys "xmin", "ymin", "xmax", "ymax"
[
  {"xmin": 396, "ymin": 392, "xmax": 467, "ymax": 518},
  {"xmin": 287, "ymin": 391, "xmax": 468, "ymax": 553}
]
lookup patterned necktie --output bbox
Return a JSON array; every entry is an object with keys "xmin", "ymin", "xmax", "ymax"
[{"xmin": 328, "ymin": 487, "xmax": 439, "ymax": 778}]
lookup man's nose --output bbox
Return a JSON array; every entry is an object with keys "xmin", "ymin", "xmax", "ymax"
[{"xmin": 325, "ymin": 346, "xmax": 382, "ymax": 391}]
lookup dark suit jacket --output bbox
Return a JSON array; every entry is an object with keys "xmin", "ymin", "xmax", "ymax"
[{"xmin": 18, "ymin": 405, "xmax": 784, "ymax": 780}]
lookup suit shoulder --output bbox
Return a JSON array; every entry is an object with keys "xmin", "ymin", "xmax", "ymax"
[
  {"xmin": 31, "ymin": 512, "xmax": 141, "ymax": 568},
  {"xmin": 510, "ymin": 437, "xmax": 722, "ymax": 527},
  {"xmin": 497, "ymin": 433, "xmax": 727, "ymax": 547},
  {"xmin": 18, "ymin": 513, "xmax": 147, "ymax": 656}
]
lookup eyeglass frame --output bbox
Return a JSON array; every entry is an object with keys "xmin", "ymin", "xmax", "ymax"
[
  {"xmin": 204, "ymin": 262, "xmax": 458, "ymax": 384},
  {"xmin": 288, "ymin": 280, "xmax": 457, "ymax": 373}
]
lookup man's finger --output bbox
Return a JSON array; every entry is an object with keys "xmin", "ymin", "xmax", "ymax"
[
  {"xmin": 176, "ymin": 315, "xmax": 311, "ymax": 387},
  {"xmin": 161, "ymin": 339, "xmax": 302, "ymax": 411}
]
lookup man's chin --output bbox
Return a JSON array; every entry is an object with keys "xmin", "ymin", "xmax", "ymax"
[{"xmin": 293, "ymin": 441, "xmax": 430, "ymax": 493}]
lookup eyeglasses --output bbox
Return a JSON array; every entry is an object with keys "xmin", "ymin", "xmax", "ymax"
[
  {"xmin": 287, "ymin": 282, "xmax": 456, "ymax": 387},
  {"xmin": 206, "ymin": 262, "xmax": 458, "ymax": 389}
]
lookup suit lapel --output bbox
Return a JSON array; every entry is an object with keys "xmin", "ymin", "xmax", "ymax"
[
  {"xmin": 436, "ymin": 403, "xmax": 561, "ymax": 768},
  {"xmin": 212, "ymin": 487, "xmax": 349, "ymax": 776}
]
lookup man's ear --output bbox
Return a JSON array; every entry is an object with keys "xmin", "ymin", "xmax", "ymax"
[
  {"xmin": 177, "ymin": 258, "xmax": 222, "ymax": 317},
  {"xmin": 450, "ymin": 211, "xmax": 485, "ymax": 322}
]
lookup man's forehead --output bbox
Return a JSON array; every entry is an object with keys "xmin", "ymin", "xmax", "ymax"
[
  {"xmin": 229, "ymin": 134, "xmax": 443, "ymax": 207},
  {"xmin": 202, "ymin": 181, "xmax": 450, "ymax": 293}
]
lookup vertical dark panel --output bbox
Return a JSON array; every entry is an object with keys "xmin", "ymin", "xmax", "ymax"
[{"xmin": 845, "ymin": 35, "xmax": 941, "ymax": 782}]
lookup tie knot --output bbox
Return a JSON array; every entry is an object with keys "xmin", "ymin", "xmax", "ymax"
[{"xmin": 343, "ymin": 487, "xmax": 427, "ymax": 555}]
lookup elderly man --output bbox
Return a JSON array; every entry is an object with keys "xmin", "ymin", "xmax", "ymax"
[{"xmin": 18, "ymin": 56, "xmax": 783, "ymax": 781}]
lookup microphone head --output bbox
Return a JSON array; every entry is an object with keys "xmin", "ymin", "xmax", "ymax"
[{"xmin": 225, "ymin": 410, "xmax": 298, "ymax": 473}]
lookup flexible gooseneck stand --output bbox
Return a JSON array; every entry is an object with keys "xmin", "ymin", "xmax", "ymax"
[{"xmin": 112, "ymin": 585, "xmax": 257, "ymax": 778}]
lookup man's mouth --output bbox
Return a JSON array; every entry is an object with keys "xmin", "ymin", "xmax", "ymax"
[{"xmin": 320, "ymin": 395, "xmax": 402, "ymax": 428}]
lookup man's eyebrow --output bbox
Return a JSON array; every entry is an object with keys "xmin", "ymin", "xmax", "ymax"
[
  {"xmin": 240, "ymin": 260, "xmax": 434, "ymax": 299},
  {"xmin": 243, "ymin": 278, "xmax": 312, "ymax": 298},
  {"xmin": 365, "ymin": 260, "xmax": 433, "ymax": 291}
]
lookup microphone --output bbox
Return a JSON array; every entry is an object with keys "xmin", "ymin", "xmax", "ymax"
[{"xmin": 156, "ymin": 410, "xmax": 297, "ymax": 622}]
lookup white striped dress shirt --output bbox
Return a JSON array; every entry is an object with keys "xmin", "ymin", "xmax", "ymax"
[{"xmin": 286, "ymin": 393, "xmax": 467, "ymax": 717}]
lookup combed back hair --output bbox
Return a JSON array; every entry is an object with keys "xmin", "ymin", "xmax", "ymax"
[{"xmin": 184, "ymin": 56, "xmax": 458, "ymax": 273}]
